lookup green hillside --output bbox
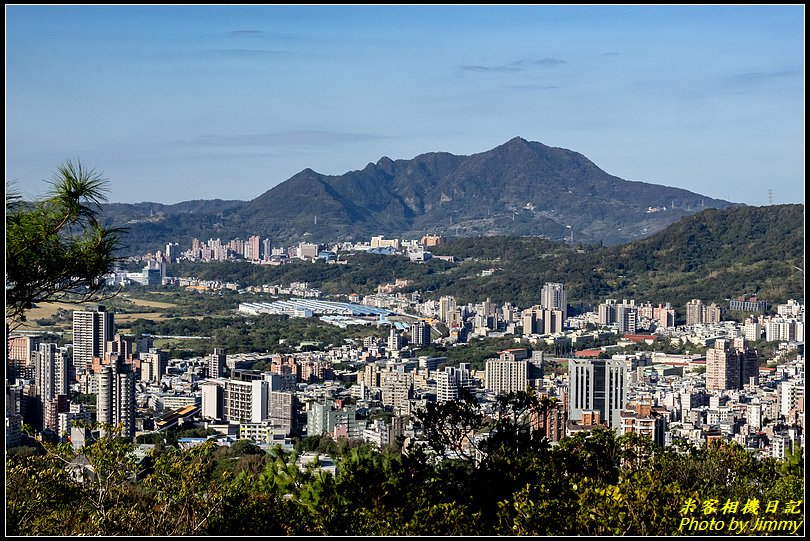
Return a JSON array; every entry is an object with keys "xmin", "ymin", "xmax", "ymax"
[{"xmin": 168, "ymin": 204, "xmax": 804, "ymax": 318}]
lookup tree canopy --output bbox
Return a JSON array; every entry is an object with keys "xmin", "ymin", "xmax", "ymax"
[
  {"xmin": 6, "ymin": 160, "xmax": 125, "ymax": 328},
  {"xmin": 7, "ymin": 405, "xmax": 803, "ymax": 536}
]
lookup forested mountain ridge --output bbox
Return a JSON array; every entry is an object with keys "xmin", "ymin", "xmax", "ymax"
[{"xmin": 101, "ymin": 137, "xmax": 735, "ymax": 254}]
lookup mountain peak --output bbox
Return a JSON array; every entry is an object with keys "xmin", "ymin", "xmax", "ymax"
[
  {"xmin": 110, "ymin": 137, "xmax": 736, "ymax": 251},
  {"xmin": 498, "ymin": 136, "xmax": 543, "ymax": 152}
]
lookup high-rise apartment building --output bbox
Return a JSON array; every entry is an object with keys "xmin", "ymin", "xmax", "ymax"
[
  {"xmin": 387, "ymin": 328, "xmax": 404, "ymax": 353},
  {"xmin": 201, "ymin": 380, "xmax": 224, "ymax": 420},
  {"xmin": 107, "ymin": 334, "xmax": 133, "ymax": 358},
  {"xmin": 33, "ymin": 343, "xmax": 70, "ymax": 431},
  {"xmin": 209, "ymin": 348, "xmax": 227, "ymax": 378},
  {"xmin": 245, "ymin": 235, "xmax": 262, "ymax": 261},
  {"xmin": 685, "ymin": 299, "xmax": 704, "ymax": 326},
  {"xmin": 223, "ymin": 379, "xmax": 264, "ymax": 423},
  {"xmin": 541, "ymin": 282, "xmax": 567, "ymax": 320},
  {"xmin": 780, "ymin": 378, "xmax": 803, "ymax": 417},
  {"xmin": 485, "ymin": 356, "xmax": 529, "ymax": 396},
  {"xmin": 439, "ymin": 296, "xmax": 457, "ymax": 326},
  {"xmin": 616, "ymin": 304, "xmax": 638, "ymax": 334},
  {"xmin": 705, "ymin": 338, "xmax": 759, "ymax": 391},
  {"xmin": 96, "ymin": 354, "xmax": 136, "ymax": 439},
  {"xmin": 685, "ymin": 299, "xmax": 722, "ymax": 326},
  {"xmin": 764, "ymin": 317, "xmax": 798, "ymax": 342},
  {"xmin": 380, "ymin": 370, "xmax": 414, "ymax": 416},
  {"xmin": 523, "ymin": 306, "xmax": 560, "ymax": 335},
  {"xmin": 307, "ymin": 400, "xmax": 362, "ymax": 439},
  {"xmin": 598, "ymin": 299, "xmax": 618, "ymax": 326},
  {"xmin": 568, "ymin": 358, "xmax": 627, "ymax": 430},
  {"xmin": 44, "ymin": 394, "xmax": 69, "ymax": 433},
  {"xmin": 35, "ymin": 343, "xmax": 69, "ymax": 400},
  {"xmin": 165, "ymin": 242, "xmax": 179, "ymax": 263},
  {"xmin": 436, "ymin": 363, "xmax": 476, "ymax": 403},
  {"xmin": 266, "ymin": 389, "xmax": 298, "ymax": 434},
  {"xmin": 139, "ymin": 348, "xmax": 168, "ymax": 384},
  {"xmin": 208, "ymin": 372, "xmax": 300, "ymax": 434},
  {"xmin": 742, "ymin": 318, "xmax": 762, "ymax": 342},
  {"xmin": 542, "ymin": 308, "xmax": 565, "ymax": 334},
  {"xmin": 653, "ymin": 303, "xmax": 676, "ymax": 328},
  {"xmin": 73, "ymin": 305, "xmax": 114, "ymax": 373},
  {"xmin": 190, "ymin": 238, "xmax": 201, "ymax": 258},
  {"xmin": 262, "ymin": 238, "xmax": 272, "ymax": 261},
  {"xmin": 7, "ymin": 334, "xmax": 41, "ymax": 382},
  {"xmin": 707, "ymin": 303, "xmax": 722, "ymax": 323},
  {"xmin": 522, "ymin": 306, "xmax": 541, "ymax": 335},
  {"xmin": 410, "ymin": 320, "xmax": 432, "ymax": 347},
  {"xmin": 530, "ymin": 393, "xmax": 567, "ymax": 442}
]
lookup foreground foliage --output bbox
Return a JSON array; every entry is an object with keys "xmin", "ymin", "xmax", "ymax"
[
  {"xmin": 7, "ymin": 395, "xmax": 804, "ymax": 536},
  {"xmin": 5, "ymin": 160, "xmax": 124, "ymax": 328}
]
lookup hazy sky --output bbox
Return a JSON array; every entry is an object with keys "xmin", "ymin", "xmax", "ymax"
[{"xmin": 6, "ymin": 5, "xmax": 805, "ymax": 206}]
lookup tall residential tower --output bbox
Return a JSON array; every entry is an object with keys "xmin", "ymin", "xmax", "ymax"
[{"xmin": 72, "ymin": 305, "xmax": 114, "ymax": 373}]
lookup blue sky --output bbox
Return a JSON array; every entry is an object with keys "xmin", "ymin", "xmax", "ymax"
[{"xmin": 6, "ymin": 5, "xmax": 805, "ymax": 206}]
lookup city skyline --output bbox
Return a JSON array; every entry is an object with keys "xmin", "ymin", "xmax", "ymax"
[{"xmin": 6, "ymin": 4, "xmax": 805, "ymax": 207}]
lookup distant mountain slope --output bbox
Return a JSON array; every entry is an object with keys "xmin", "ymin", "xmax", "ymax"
[
  {"xmin": 103, "ymin": 137, "xmax": 735, "ymax": 254},
  {"xmin": 166, "ymin": 204, "xmax": 803, "ymax": 314},
  {"xmin": 426, "ymin": 203, "xmax": 804, "ymax": 308}
]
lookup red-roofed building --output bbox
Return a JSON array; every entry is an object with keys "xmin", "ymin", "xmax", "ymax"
[
  {"xmin": 575, "ymin": 349, "xmax": 602, "ymax": 358},
  {"xmin": 622, "ymin": 334, "xmax": 658, "ymax": 344}
]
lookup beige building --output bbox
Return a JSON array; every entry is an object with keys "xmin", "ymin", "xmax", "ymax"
[
  {"xmin": 706, "ymin": 338, "xmax": 759, "ymax": 391},
  {"xmin": 485, "ymin": 357, "xmax": 528, "ymax": 396},
  {"xmin": 380, "ymin": 370, "xmax": 413, "ymax": 416},
  {"xmin": 619, "ymin": 398, "xmax": 666, "ymax": 446},
  {"xmin": 685, "ymin": 299, "xmax": 722, "ymax": 326}
]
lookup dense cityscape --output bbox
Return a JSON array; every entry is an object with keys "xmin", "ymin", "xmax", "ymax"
[
  {"xmin": 7, "ymin": 210, "xmax": 806, "ymax": 536},
  {"xmin": 7, "ymin": 4, "xmax": 804, "ymax": 536},
  {"xmin": 8, "ymin": 228, "xmax": 804, "ymax": 460}
]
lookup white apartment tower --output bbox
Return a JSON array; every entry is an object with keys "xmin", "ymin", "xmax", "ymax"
[
  {"xmin": 34, "ymin": 343, "xmax": 70, "ymax": 431},
  {"xmin": 96, "ymin": 355, "xmax": 136, "ymax": 439},
  {"xmin": 410, "ymin": 320, "xmax": 432, "ymax": 347},
  {"xmin": 72, "ymin": 305, "xmax": 114, "ymax": 373},
  {"xmin": 436, "ymin": 363, "xmax": 475, "ymax": 403},
  {"xmin": 568, "ymin": 358, "xmax": 627, "ymax": 429},
  {"xmin": 485, "ymin": 357, "xmax": 528, "ymax": 396},
  {"xmin": 387, "ymin": 328, "xmax": 404, "ymax": 353},
  {"xmin": 541, "ymin": 282, "xmax": 567, "ymax": 320}
]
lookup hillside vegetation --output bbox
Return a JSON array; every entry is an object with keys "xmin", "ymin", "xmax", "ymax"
[{"xmin": 170, "ymin": 204, "xmax": 804, "ymax": 317}]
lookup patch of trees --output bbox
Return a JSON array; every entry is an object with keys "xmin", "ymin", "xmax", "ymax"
[
  {"xmin": 127, "ymin": 314, "xmax": 380, "ymax": 355},
  {"xmin": 7, "ymin": 393, "xmax": 803, "ymax": 535}
]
